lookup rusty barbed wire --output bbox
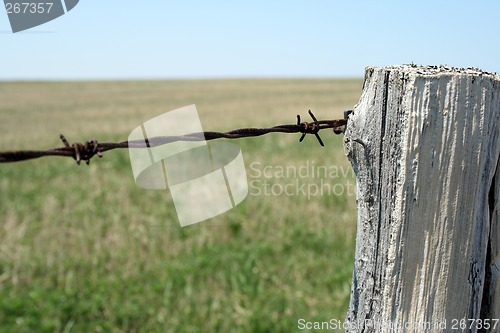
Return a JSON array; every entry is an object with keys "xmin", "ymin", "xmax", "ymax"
[{"xmin": 0, "ymin": 110, "xmax": 351, "ymax": 165}]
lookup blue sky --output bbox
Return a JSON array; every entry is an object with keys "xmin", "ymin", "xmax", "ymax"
[{"xmin": 1, "ymin": 1, "xmax": 499, "ymax": 79}]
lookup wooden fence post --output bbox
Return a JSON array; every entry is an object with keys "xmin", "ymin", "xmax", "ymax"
[{"xmin": 344, "ymin": 65, "xmax": 500, "ymax": 332}]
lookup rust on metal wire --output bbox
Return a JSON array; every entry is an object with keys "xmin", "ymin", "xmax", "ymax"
[{"xmin": 0, "ymin": 110, "xmax": 352, "ymax": 165}]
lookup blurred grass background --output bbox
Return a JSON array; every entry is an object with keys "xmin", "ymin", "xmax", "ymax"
[{"xmin": 0, "ymin": 79, "xmax": 362, "ymax": 333}]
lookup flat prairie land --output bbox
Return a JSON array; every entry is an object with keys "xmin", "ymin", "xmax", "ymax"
[{"xmin": 0, "ymin": 79, "xmax": 362, "ymax": 332}]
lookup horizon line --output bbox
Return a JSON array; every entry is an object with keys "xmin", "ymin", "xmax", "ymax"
[{"xmin": 0, "ymin": 75, "xmax": 364, "ymax": 82}]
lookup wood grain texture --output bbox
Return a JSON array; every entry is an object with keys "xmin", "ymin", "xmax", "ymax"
[{"xmin": 344, "ymin": 65, "xmax": 500, "ymax": 332}]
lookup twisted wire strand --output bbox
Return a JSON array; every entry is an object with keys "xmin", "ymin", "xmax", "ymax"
[{"xmin": 0, "ymin": 110, "xmax": 350, "ymax": 165}]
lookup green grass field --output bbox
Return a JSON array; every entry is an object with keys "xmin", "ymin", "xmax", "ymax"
[{"xmin": 0, "ymin": 79, "xmax": 362, "ymax": 333}]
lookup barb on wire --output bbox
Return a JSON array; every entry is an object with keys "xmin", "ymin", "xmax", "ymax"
[{"xmin": 0, "ymin": 110, "xmax": 352, "ymax": 165}]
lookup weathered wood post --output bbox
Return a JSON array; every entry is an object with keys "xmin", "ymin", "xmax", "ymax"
[{"xmin": 344, "ymin": 65, "xmax": 500, "ymax": 332}]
